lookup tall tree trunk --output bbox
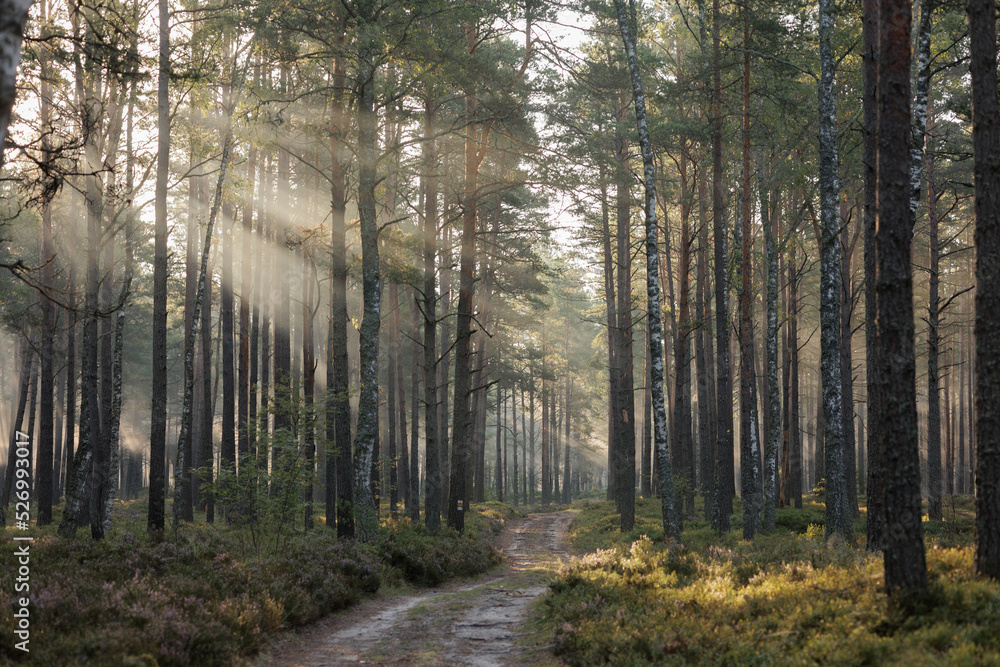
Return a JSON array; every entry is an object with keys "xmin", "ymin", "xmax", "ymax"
[
  {"xmin": 448, "ymin": 23, "xmax": 491, "ymax": 532},
  {"xmin": 614, "ymin": 0, "xmax": 679, "ymax": 540},
  {"xmin": 326, "ymin": 45, "xmax": 353, "ymax": 537},
  {"xmin": 239, "ymin": 144, "xmax": 257, "ymax": 489},
  {"xmin": 612, "ymin": 111, "xmax": 635, "ymax": 531},
  {"xmin": 303, "ymin": 255, "xmax": 316, "ymax": 529},
  {"xmin": 64, "ymin": 192, "xmax": 78, "ymax": 504},
  {"xmin": 353, "ymin": 47, "xmax": 381, "ymax": 542},
  {"xmin": 863, "ymin": 0, "xmax": 885, "ymax": 552},
  {"xmin": 674, "ymin": 144, "xmax": 694, "ymax": 520},
  {"xmin": 564, "ymin": 374, "xmax": 573, "ymax": 504},
  {"xmin": 927, "ymin": 137, "xmax": 942, "ymax": 519},
  {"xmin": 541, "ymin": 349, "xmax": 550, "ymax": 505},
  {"xmin": 695, "ymin": 162, "xmax": 714, "ymax": 512},
  {"xmin": 388, "ymin": 282, "xmax": 401, "ymax": 519},
  {"xmin": 408, "ymin": 287, "xmax": 421, "ymax": 521},
  {"xmin": 818, "ymin": 0, "xmax": 849, "ymax": 540},
  {"xmin": 201, "ymin": 225, "xmax": 215, "ymax": 523},
  {"xmin": 879, "ymin": 0, "xmax": 927, "ymax": 594},
  {"xmin": 761, "ymin": 162, "xmax": 779, "ymax": 532},
  {"xmin": 599, "ymin": 157, "xmax": 619, "ymax": 503},
  {"xmin": 422, "ymin": 93, "xmax": 441, "ymax": 531},
  {"xmin": 789, "ymin": 233, "xmax": 802, "ymax": 508},
  {"xmin": 221, "ymin": 195, "xmax": 236, "ymax": 510},
  {"xmin": 738, "ymin": 13, "xmax": 762, "ymax": 539},
  {"xmin": 36, "ymin": 0, "xmax": 55, "ymax": 526},
  {"xmin": 512, "ymin": 383, "xmax": 519, "ymax": 506},
  {"xmin": 147, "ymin": 0, "xmax": 170, "ymax": 533},
  {"xmin": 273, "ymin": 69, "xmax": 292, "ymax": 491},
  {"xmin": 968, "ymin": 0, "xmax": 1000, "ymax": 579},
  {"xmin": 711, "ymin": 0, "xmax": 733, "ymax": 534},
  {"xmin": 841, "ymin": 207, "xmax": 859, "ymax": 518}
]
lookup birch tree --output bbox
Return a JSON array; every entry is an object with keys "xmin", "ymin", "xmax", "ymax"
[{"xmin": 613, "ymin": 0, "xmax": 680, "ymax": 542}]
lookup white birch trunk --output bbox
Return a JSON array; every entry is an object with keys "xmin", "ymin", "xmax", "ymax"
[{"xmin": 613, "ymin": 0, "xmax": 680, "ymax": 541}]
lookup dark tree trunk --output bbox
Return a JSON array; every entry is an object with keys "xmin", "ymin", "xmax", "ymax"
[
  {"xmin": 738, "ymin": 11, "xmax": 762, "ymax": 539},
  {"xmin": 353, "ymin": 47, "xmax": 381, "ymax": 542},
  {"xmin": 448, "ymin": 24, "xmax": 490, "ymax": 532},
  {"xmin": 564, "ymin": 376, "xmax": 573, "ymax": 505},
  {"xmin": 326, "ymin": 46, "xmax": 353, "ymax": 538},
  {"xmin": 696, "ymin": 162, "xmax": 714, "ymax": 512},
  {"xmin": 388, "ymin": 282, "xmax": 401, "ymax": 519},
  {"xmin": 201, "ymin": 231, "xmax": 215, "ymax": 523},
  {"xmin": 613, "ymin": 119, "xmax": 635, "ymax": 532},
  {"xmin": 221, "ymin": 198, "xmax": 236, "ymax": 510},
  {"xmin": 600, "ymin": 158, "xmax": 619, "ymax": 503},
  {"xmin": 968, "ymin": 0, "xmax": 1000, "ymax": 579},
  {"xmin": 674, "ymin": 145, "xmax": 694, "ymax": 520},
  {"xmin": 409, "ymin": 287, "xmax": 421, "ymax": 521},
  {"xmin": 147, "ymin": 0, "xmax": 169, "ymax": 534},
  {"xmin": 239, "ymin": 146, "xmax": 256, "ymax": 488},
  {"xmin": 878, "ymin": 0, "xmax": 927, "ymax": 594},
  {"xmin": 303, "ymin": 256, "xmax": 316, "ymax": 529},
  {"xmin": 789, "ymin": 218, "xmax": 802, "ymax": 509},
  {"xmin": 841, "ymin": 210, "xmax": 859, "ymax": 519},
  {"xmin": 927, "ymin": 146, "xmax": 942, "ymax": 519},
  {"xmin": 711, "ymin": 0, "xmax": 733, "ymax": 534},
  {"xmin": 863, "ymin": 0, "xmax": 885, "ymax": 552},
  {"xmin": 422, "ymin": 93, "xmax": 441, "ymax": 531}
]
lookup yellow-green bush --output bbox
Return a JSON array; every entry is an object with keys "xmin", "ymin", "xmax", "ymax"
[{"xmin": 541, "ymin": 499, "xmax": 1000, "ymax": 666}]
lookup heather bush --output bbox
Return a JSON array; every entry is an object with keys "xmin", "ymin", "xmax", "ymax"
[{"xmin": 0, "ymin": 502, "xmax": 509, "ymax": 665}]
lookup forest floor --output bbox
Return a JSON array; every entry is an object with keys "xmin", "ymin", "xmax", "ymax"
[{"xmin": 260, "ymin": 510, "xmax": 576, "ymax": 666}]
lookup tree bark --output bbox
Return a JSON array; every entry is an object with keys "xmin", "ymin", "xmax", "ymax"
[
  {"xmin": 711, "ymin": 0, "xmax": 734, "ymax": 534},
  {"xmin": 0, "ymin": 0, "xmax": 31, "ymax": 168},
  {"xmin": 968, "ymin": 0, "xmax": 1000, "ymax": 579},
  {"xmin": 879, "ymin": 0, "xmax": 927, "ymax": 594},
  {"xmin": 818, "ymin": 0, "xmax": 849, "ymax": 541},
  {"xmin": 614, "ymin": 0, "xmax": 679, "ymax": 540},
  {"xmin": 738, "ymin": 10, "xmax": 762, "ymax": 539},
  {"xmin": 326, "ymin": 44, "xmax": 353, "ymax": 538},
  {"xmin": 863, "ymin": 0, "xmax": 885, "ymax": 553},
  {"xmin": 761, "ymin": 162, "xmax": 779, "ymax": 532},
  {"xmin": 353, "ymin": 46, "xmax": 381, "ymax": 542},
  {"xmin": 422, "ymin": 93, "xmax": 440, "ymax": 531},
  {"xmin": 147, "ymin": 0, "xmax": 170, "ymax": 533}
]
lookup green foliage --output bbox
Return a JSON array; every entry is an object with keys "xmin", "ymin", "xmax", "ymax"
[
  {"xmin": 539, "ymin": 499, "xmax": 1000, "ymax": 666},
  {"xmin": 0, "ymin": 503, "xmax": 511, "ymax": 665}
]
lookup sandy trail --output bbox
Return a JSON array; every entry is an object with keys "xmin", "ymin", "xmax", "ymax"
[{"xmin": 262, "ymin": 510, "xmax": 575, "ymax": 667}]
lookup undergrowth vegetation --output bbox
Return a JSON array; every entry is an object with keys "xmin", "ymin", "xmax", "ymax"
[
  {"xmin": 0, "ymin": 500, "xmax": 518, "ymax": 665},
  {"xmin": 539, "ymin": 496, "xmax": 999, "ymax": 666}
]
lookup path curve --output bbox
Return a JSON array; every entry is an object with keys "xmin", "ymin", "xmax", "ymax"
[{"xmin": 263, "ymin": 510, "xmax": 575, "ymax": 667}]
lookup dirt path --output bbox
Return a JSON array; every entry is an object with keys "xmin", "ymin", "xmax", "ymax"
[{"xmin": 261, "ymin": 510, "xmax": 576, "ymax": 667}]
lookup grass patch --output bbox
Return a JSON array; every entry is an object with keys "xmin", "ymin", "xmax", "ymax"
[
  {"xmin": 539, "ymin": 495, "xmax": 999, "ymax": 665},
  {"xmin": 0, "ymin": 500, "xmax": 515, "ymax": 665}
]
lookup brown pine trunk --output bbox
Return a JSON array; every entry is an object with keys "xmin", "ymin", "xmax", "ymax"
[{"xmin": 879, "ymin": 0, "xmax": 927, "ymax": 594}]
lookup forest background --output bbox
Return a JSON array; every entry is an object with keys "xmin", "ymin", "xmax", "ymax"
[{"xmin": 1, "ymin": 0, "xmax": 1000, "ymax": 661}]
